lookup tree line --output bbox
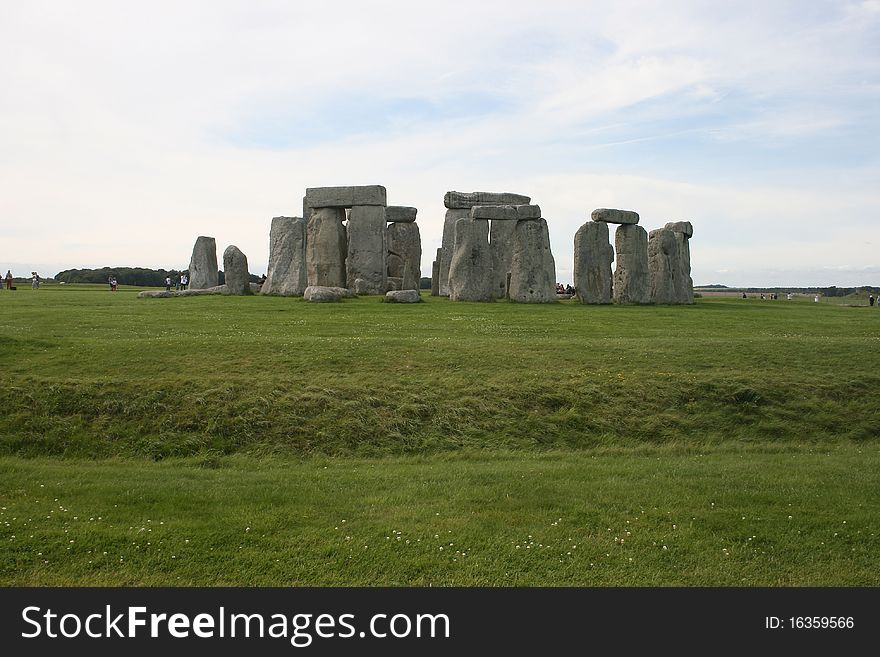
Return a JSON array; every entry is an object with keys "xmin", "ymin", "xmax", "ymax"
[{"xmin": 54, "ymin": 267, "xmax": 261, "ymax": 286}]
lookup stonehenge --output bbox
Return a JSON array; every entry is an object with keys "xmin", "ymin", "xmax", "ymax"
[
  {"xmin": 306, "ymin": 207, "xmax": 347, "ymax": 288},
  {"xmin": 666, "ymin": 221, "xmax": 694, "ymax": 305},
  {"xmin": 448, "ymin": 216, "xmax": 494, "ymax": 302},
  {"xmin": 613, "ymin": 224, "xmax": 650, "ymax": 304},
  {"xmin": 648, "ymin": 228, "xmax": 678, "ymax": 304},
  {"xmin": 490, "ymin": 220, "xmax": 517, "ymax": 298},
  {"xmin": 431, "ymin": 248, "xmax": 441, "ymax": 296},
  {"xmin": 508, "ymin": 217, "xmax": 557, "ymax": 303},
  {"xmin": 222, "ymin": 245, "xmax": 250, "ymax": 295},
  {"xmin": 188, "ymin": 236, "xmax": 219, "ymax": 290},
  {"xmin": 262, "ymin": 216, "xmax": 307, "ymax": 296},
  {"xmin": 386, "ymin": 217, "xmax": 421, "ymax": 291},
  {"xmin": 573, "ymin": 221, "xmax": 614, "ymax": 304},
  {"xmin": 385, "ymin": 289, "xmax": 421, "ymax": 303},
  {"xmin": 346, "ymin": 205, "xmax": 387, "ymax": 294}
]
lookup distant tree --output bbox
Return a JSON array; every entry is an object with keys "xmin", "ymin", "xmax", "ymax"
[{"xmin": 419, "ymin": 277, "xmax": 432, "ymax": 290}]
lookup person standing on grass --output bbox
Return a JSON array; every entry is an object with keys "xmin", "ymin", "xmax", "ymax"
[
  {"xmin": 4, "ymin": 270, "xmax": 12, "ymax": 290},
  {"xmin": 31, "ymin": 272, "xmax": 40, "ymax": 289},
  {"xmin": 870, "ymin": 295, "xmax": 875, "ymax": 307},
  {"xmin": 165, "ymin": 275, "xmax": 172, "ymax": 291},
  {"xmin": 180, "ymin": 273, "xmax": 188, "ymax": 290}
]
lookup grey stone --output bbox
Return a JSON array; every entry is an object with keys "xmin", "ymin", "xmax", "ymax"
[
  {"xmin": 385, "ymin": 206, "xmax": 417, "ymax": 223},
  {"xmin": 303, "ymin": 285, "xmax": 355, "ymax": 302},
  {"xmin": 261, "ymin": 216, "xmax": 307, "ymax": 296},
  {"xmin": 307, "ymin": 207, "xmax": 347, "ymax": 288},
  {"xmin": 670, "ymin": 230, "xmax": 694, "ymax": 304},
  {"xmin": 591, "ymin": 208, "xmax": 640, "ymax": 225},
  {"xmin": 386, "ymin": 222, "xmax": 421, "ymax": 291},
  {"xmin": 471, "ymin": 204, "xmax": 542, "ymax": 220},
  {"xmin": 386, "ymin": 276, "xmax": 403, "ymax": 291},
  {"xmin": 306, "ymin": 185, "xmax": 386, "ymax": 208},
  {"xmin": 188, "ymin": 236, "xmax": 219, "ymax": 290},
  {"xmin": 613, "ymin": 224, "xmax": 651, "ymax": 304},
  {"xmin": 385, "ymin": 289, "xmax": 421, "ymax": 303},
  {"xmin": 438, "ymin": 208, "xmax": 470, "ymax": 296},
  {"xmin": 444, "ymin": 191, "xmax": 531, "ymax": 209},
  {"xmin": 648, "ymin": 228, "xmax": 678, "ymax": 304},
  {"xmin": 509, "ymin": 219, "xmax": 557, "ymax": 303},
  {"xmin": 431, "ymin": 248, "xmax": 440, "ymax": 296},
  {"xmin": 490, "ymin": 219, "xmax": 517, "ymax": 298},
  {"xmin": 346, "ymin": 205, "xmax": 386, "ymax": 294},
  {"xmin": 448, "ymin": 218, "xmax": 494, "ymax": 302},
  {"xmin": 138, "ymin": 285, "xmax": 227, "ymax": 298},
  {"xmin": 665, "ymin": 221, "xmax": 693, "ymax": 238},
  {"xmin": 573, "ymin": 221, "xmax": 614, "ymax": 304},
  {"xmin": 223, "ymin": 245, "xmax": 250, "ymax": 295},
  {"xmin": 302, "ymin": 196, "xmax": 313, "ymax": 222}
]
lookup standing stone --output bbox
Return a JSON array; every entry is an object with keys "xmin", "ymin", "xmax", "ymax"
[
  {"xmin": 438, "ymin": 208, "xmax": 470, "ymax": 296},
  {"xmin": 490, "ymin": 219, "xmax": 517, "ymax": 298},
  {"xmin": 307, "ymin": 207, "xmax": 347, "ymax": 288},
  {"xmin": 223, "ymin": 245, "xmax": 250, "ymax": 295},
  {"xmin": 346, "ymin": 205, "xmax": 386, "ymax": 294},
  {"xmin": 448, "ymin": 218, "xmax": 494, "ymax": 302},
  {"xmin": 431, "ymin": 248, "xmax": 441, "ymax": 296},
  {"xmin": 302, "ymin": 196, "xmax": 312, "ymax": 223},
  {"xmin": 573, "ymin": 222, "xmax": 614, "ymax": 304},
  {"xmin": 613, "ymin": 224, "xmax": 650, "ymax": 304},
  {"xmin": 262, "ymin": 216, "xmax": 307, "ymax": 296},
  {"xmin": 386, "ymin": 222, "xmax": 421, "ymax": 291},
  {"xmin": 188, "ymin": 236, "xmax": 219, "ymax": 290},
  {"xmin": 666, "ymin": 222, "xmax": 694, "ymax": 304},
  {"xmin": 509, "ymin": 219, "xmax": 556, "ymax": 303},
  {"xmin": 648, "ymin": 228, "xmax": 678, "ymax": 304}
]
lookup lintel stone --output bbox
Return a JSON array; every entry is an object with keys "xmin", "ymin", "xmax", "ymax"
[
  {"xmin": 385, "ymin": 206, "xmax": 417, "ymax": 223},
  {"xmin": 444, "ymin": 191, "xmax": 531, "ymax": 209},
  {"xmin": 306, "ymin": 185, "xmax": 387, "ymax": 208},
  {"xmin": 591, "ymin": 208, "xmax": 640, "ymax": 225}
]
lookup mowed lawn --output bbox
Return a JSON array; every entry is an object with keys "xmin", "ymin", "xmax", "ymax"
[{"xmin": 1, "ymin": 286, "xmax": 879, "ymax": 585}]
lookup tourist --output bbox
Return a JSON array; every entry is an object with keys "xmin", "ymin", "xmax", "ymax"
[
  {"xmin": 814, "ymin": 295, "xmax": 819, "ymax": 303},
  {"xmin": 31, "ymin": 272, "xmax": 40, "ymax": 289},
  {"xmin": 870, "ymin": 295, "xmax": 875, "ymax": 307},
  {"xmin": 180, "ymin": 273, "xmax": 188, "ymax": 290},
  {"xmin": 165, "ymin": 276, "xmax": 172, "ymax": 291},
  {"xmin": 4, "ymin": 270, "xmax": 12, "ymax": 290}
]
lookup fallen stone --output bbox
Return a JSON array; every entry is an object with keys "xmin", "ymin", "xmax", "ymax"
[
  {"xmin": 448, "ymin": 218, "xmax": 494, "ymax": 302},
  {"xmin": 470, "ymin": 204, "xmax": 542, "ymax": 221},
  {"xmin": 665, "ymin": 221, "xmax": 694, "ymax": 238},
  {"xmin": 307, "ymin": 207, "xmax": 347, "ymax": 287},
  {"xmin": 386, "ymin": 221, "xmax": 421, "ymax": 290},
  {"xmin": 262, "ymin": 216, "xmax": 307, "ymax": 296},
  {"xmin": 346, "ymin": 205, "xmax": 387, "ymax": 294},
  {"xmin": 385, "ymin": 289, "xmax": 421, "ymax": 303},
  {"xmin": 573, "ymin": 221, "xmax": 614, "ymax": 304},
  {"xmin": 438, "ymin": 208, "xmax": 470, "ymax": 295},
  {"xmin": 613, "ymin": 224, "xmax": 651, "ymax": 304},
  {"xmin": 509, "ymin": 219, "xmax": 557, "ymax": 303},
  {"xmin": 591, "ymin": 208, "xmax": 640, "ymax": 225},
  {"xmin": 384, "ymin": 206, "xmax": 417, "ymax": 223},
  {"xmin": 188, "ymin": 236, "xmax": 219, "ymax": 289},
  {"xmin": 306, "ymin": 185, "xmax": 387, "ymax": 208},
  {"xmin": 490, "ymin": 219, "xmax": 517, "ymax": 298},
  {"xmin": 138, "ymin": 285, "xmax": 227, "ymax": 298},
  {"xmin": 303, "ymin": 285, "xmax": 355, "ymax": 302},
  {"xmin": 222, "ymin": 245, "xmax": 250, "ymax": 295},
  {"xmin": 648, "ymin": 228, "xmax": 678, "ymax": 304},
  {"xmin": 444, "ymin": 191, "xmax": 531, "ymax": 209}
]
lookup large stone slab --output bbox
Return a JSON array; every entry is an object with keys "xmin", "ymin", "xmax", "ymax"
[
  {"xmin": 223, "ymin": 245, "xmax": 250, "ymax": 295},
  {"xmin": 303, "ymin": 285, "xmax": 356, "ymax": 302},
  {"xmin": 573, "ymin": 221, "xmax": 614, "ymax": 304},
  {"xmin": 669, "ymin": 231, "xmax": 694, "ymax": 304},
  {"xmin": 448, "ymin": 218, "xmax": 494, "ymax": 302},
  {"xmin": 306, "ymin": 185, "xmax": 387, "ymax": 208},
  {"xmin": 385, "ymin": 289, "xmax": 421, "ymax": 303},
  {"xmin": 665, "ymin": 221, "xmax": 693, "ymax": 238},
  {"xmin": 490, "ymin": 219, "xmax": 517, "ymax": 298},
  {"xmin": 648, "ymin": 228, "xmax": 678, "ymax": 304},
  {"xmin": 302, "ymin": 196, "xmax": 312, "ymax": 222},
  {"xmin": 431, "ymin": 248, "xmax": 441, "ymax": 296},
  {"xmin": 188, "ymin": 236, "xmax": 219, "ymax": 290},
  {"xmin": 386, "ymin": 221, "xmax": 421, "ymax": 291},
  {"xmin": 346, "ymin": 205, "xmax": 387, "ymax": 294},
  {"xmin": 613, "ymin": 224, "xmax": 651, "ymax": 304},
  {"xmin": 438, "ymin": 208, "xmax": 470, "ymax": 296},
  {"xmin": 470, "ymin": 204, "xmax": 542, "ymax": 221},
  {"xmin": 307, "ymin": 207, "xmax": 347, "ymax": 287},
  {"xmin": 444, "ymin": 191, "xmax": 531, "ymax": 209},
  {"xmin": 261, "ymin": 216, "xmax": 307, "ymax": 296},
  {"xmin": 509, "ymin": 219, "xmax": 557, "ymax": 303},
  {"xmin": 385, "ymin": 206, "xmax": 417, "ymax": 223},
  {"xmin": 591, "ymin": 208, "xmax": 640, "ymax": 225}
]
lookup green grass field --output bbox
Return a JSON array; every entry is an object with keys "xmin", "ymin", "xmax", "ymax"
[{"xmin": 1, "ymin": 286, "xmax": 878, "ymax": 585}]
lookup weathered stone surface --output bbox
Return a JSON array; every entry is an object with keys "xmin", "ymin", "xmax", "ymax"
[
  {"xmin": 386, "ymin": 222, "xmax": 421, "ymax": 291},
  {"xmin": 591, "ymin": 208, "xmax": 640, "ymax": 225},
  {"xmin": 385, "ymin": 289, "xmax": 421, "ymax": 303},
  {"xmin": 188, "ymin": 236, "xmax": 219, "ymax": 290},
  {"xmin": 223, "ymin": 245, "xmax": 250, "ymax": 295},
  {"xmin": 302, "ymin": 196, "xmax": 312, "ymax": 222},
  {"xmin": 346, "ymin": 205, "xmax": 386, "ymax": 294},
  {"xmin": 261, "ymin": 216, "xmax": 307, "ymax": 296},
  {"xmin": 307, "ymin": 207, "xmax": 347, "ymax": 288},
  {"xmin": 665, "ymin": 221, "xmax": 693, "ymax": 238},
  {"xmin": 385, "ymin": 206, "xmax": 417, "ymax": 223},
  {"xmin": 669, "ymin": 230, "xmax": 694, "ymax": 304},
  {"xmin": 444, "ymin": 191, "xmax": 531, "ymax": 209},
  {"xmin": 137, "ymin": 284, "xmax": 263, "ymax": 298},
  {"xmin": 648, "ymin": 228, "xmax": 678, "ymax": 304},
  {"xmin": 470, "ymin": 204, "xmax": 542, "ymax": 221},
  {"xmin": 438, "ymin": 208, "xmax": 469, "ymax": 296},
  {"xmin": 490, "ymin": 219, "xmax": 517, "ymax": 298},
  {"xmin": 573, "ymin": 221, "xmax": 614, "ymax": 304},
  {"xmin": 306, "ymin": 185, "xmax": 386, "ymax": 208},
  {"xmin": 448, "ymin": 218, "xmax": 494, "ymax": 302},
  {"xmin": 431, "ymin": 248, "xmax": 441, "ymax": 296},
  {"xmin": 509, "ymin": 219, "xmax": 557, "ymax": 303},
  {"xmin": 303, "ymin": 285, "xmax": 355, "ymax": 302},
  {"xmin": 613, "ymin": 224, "xmax": 650, "ymax": 304},
  {"xmin": 386, "ymin": 276, "xmax": 403, "ymax": 291}
]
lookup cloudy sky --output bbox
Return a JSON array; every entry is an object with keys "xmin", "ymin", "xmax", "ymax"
[{"xmin": 2, "ymin": 0, "xmax": 878, "ymax": 286}]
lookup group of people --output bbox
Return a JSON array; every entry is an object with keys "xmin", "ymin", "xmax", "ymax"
[
  {"xmin": 2, "ymin": 270, "xmax": 40, "ymax": 290},
  {"xmin": 164, "ymin": 274, "xmax": 189, "ymax": 291},
  {"xmin": 556, "ymin": 283, "xmax": 576, "ymax": 295}
]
